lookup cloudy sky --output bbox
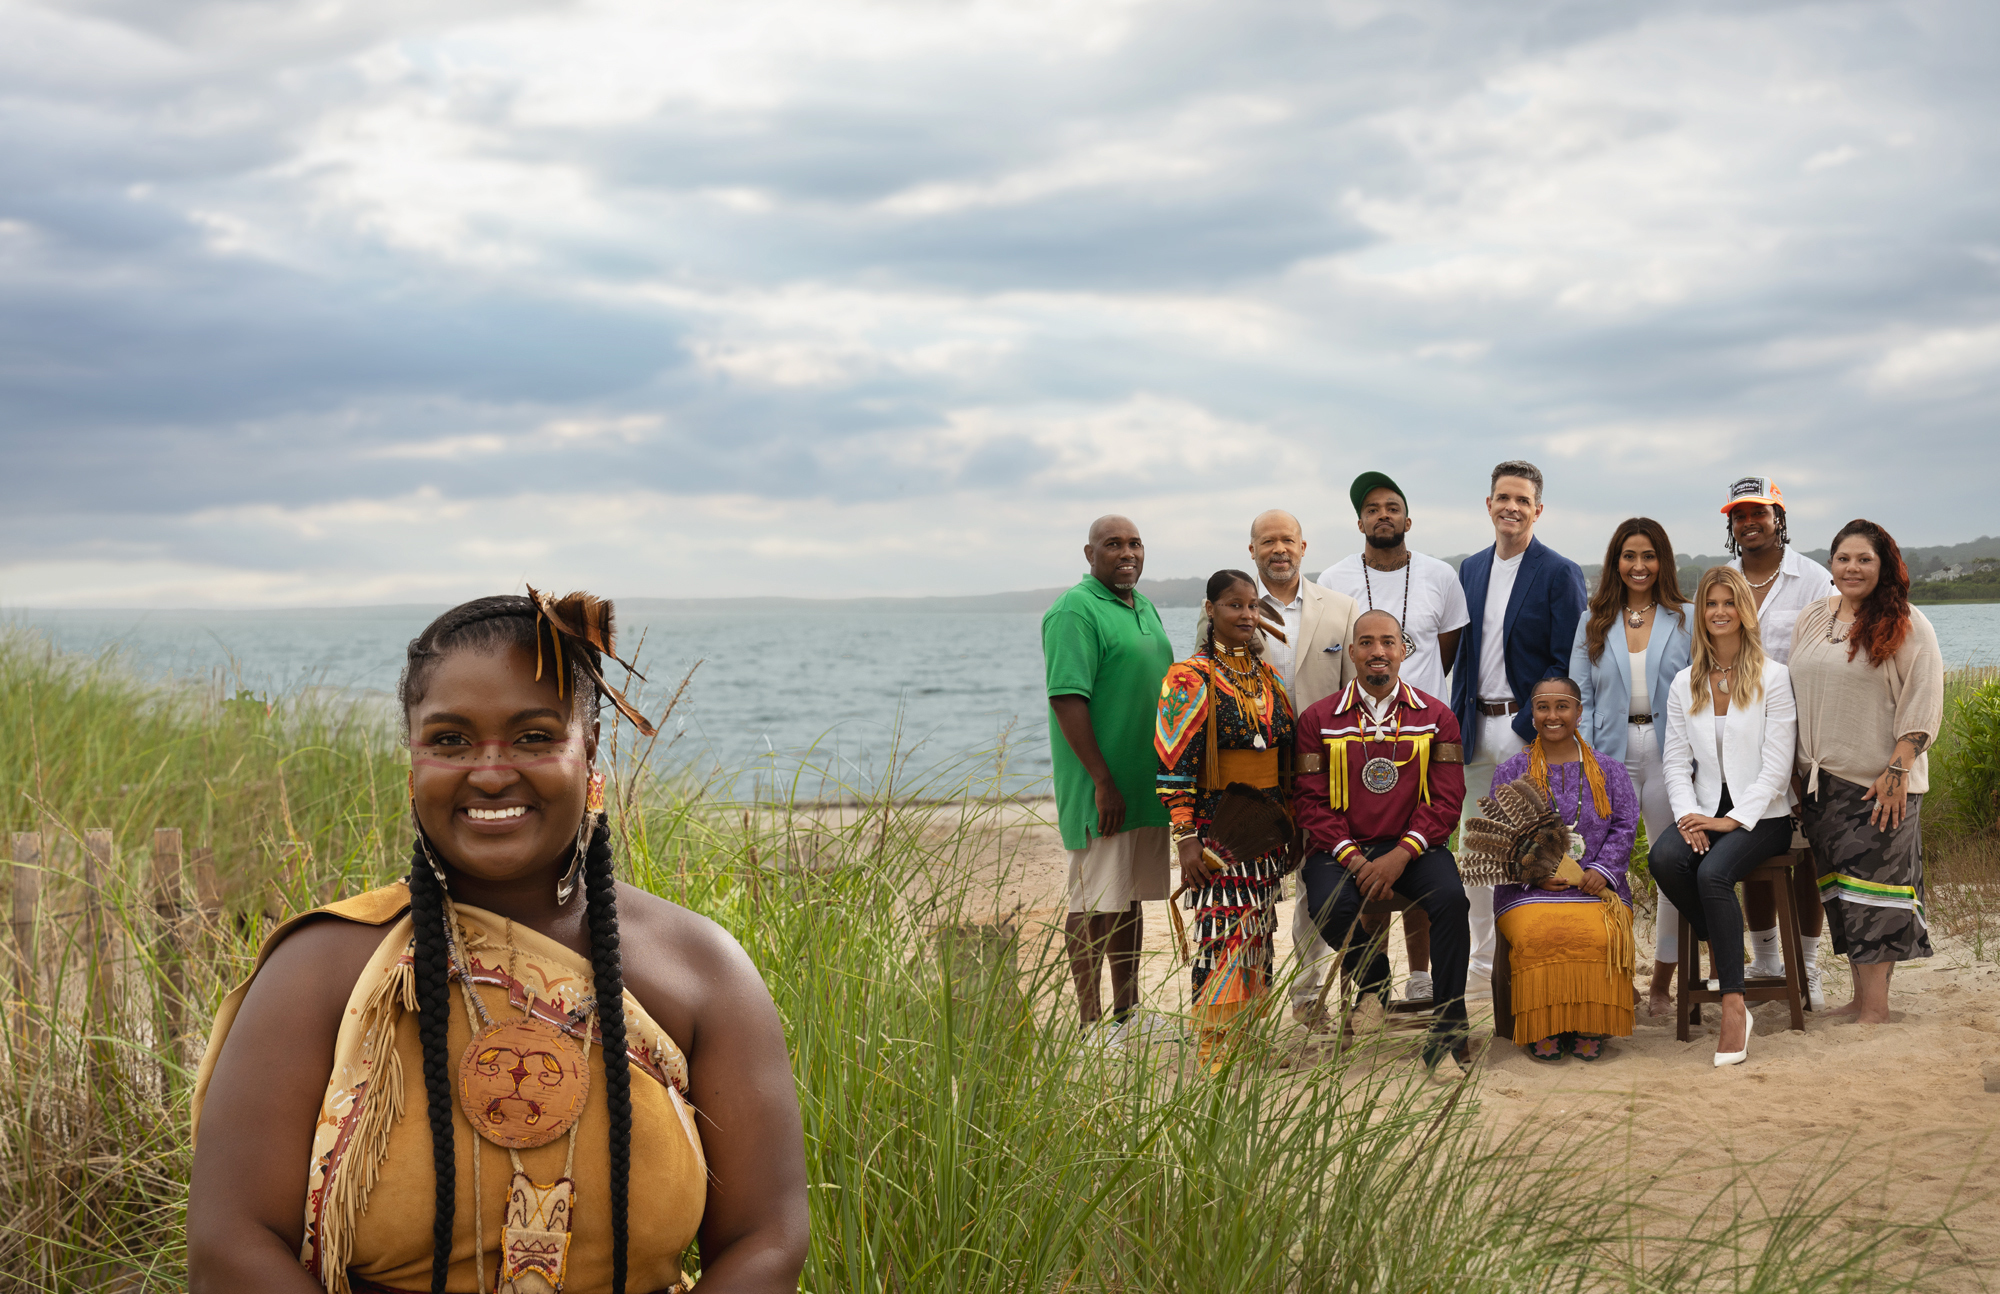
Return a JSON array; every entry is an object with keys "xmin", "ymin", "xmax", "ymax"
[{"xmin": 2, "ymin": 0, "xmax": 1996, "ymax": 606}]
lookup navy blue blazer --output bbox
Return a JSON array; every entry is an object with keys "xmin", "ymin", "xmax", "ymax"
[{"xmin": 1450, "ymin": 536, "xmax": 1588, "ymax": 759}]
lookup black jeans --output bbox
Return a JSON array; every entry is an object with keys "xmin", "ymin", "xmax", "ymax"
[
  {"xmin": 1647, "ymin": 788, "xmax": 1794, "ymax": 994},
  {"xmin": 1302, "ymin": 843, "xmax": 1471, "ymax": 1040}
]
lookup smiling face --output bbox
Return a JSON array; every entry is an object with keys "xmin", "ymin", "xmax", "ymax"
[
  {"xmin": 1702, "ymin": 581, "xmax": 1742, "ymax": 641},
  {"xmin": 1618, "ymin": 532, "xmax": 1659, "ymax": 598},
  {"xmin": 1351, "ymin": 611, "xmax": 1407, "ymax": 690},
  {"xmin": 408, "ymin": 643, "xmax": 597, "ymax": 884},
  {"xmin": 1249, "ymin": 511, "xmax": 1305, "ymax": 590},
  {"xmin": 1729, "ymin": 502, "xmax": 1780, "ymax": 555},
  {"xmin": 1206, "ymin": 579, "xmax": 1263, "ymax": 651},
  {"xmin": 1530, "ymin": 683, "xmax": 1581, "ymax": 747},
  {"xmin": 1085, "ymin": 516, "xmax": 1144, "ymax": 592},
  {"xmin": 1485, "ymin": 476, "xmax": 1544, "ymax": 546},
  {"xmin": 1831, "ymin": 535, "xmax": 1883, "ymax": 601}
]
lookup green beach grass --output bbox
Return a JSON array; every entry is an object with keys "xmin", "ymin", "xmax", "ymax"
[{"xmin": 1, "ymin": 626, "xmax": 1991, "ymax": 1291}]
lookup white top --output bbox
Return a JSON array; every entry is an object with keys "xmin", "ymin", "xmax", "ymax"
[
  {"xmin": 1478, "ymin": 550, "xmax": 1524, "ymax": 701},
  {"xmin": 1663, "ymin": 659, "xmax": 1798, "ymax": 828},
  {"xmin": 1258, "ymin": 579, "xmax": 1304, "ymax": 697},
  {"xmin": 1713, "ymin": 713, "xmax": 1727, "ymax": 775},
  {"xmin": 1729, "ymin": 547, "xmax": 1836, "ymax": 665},
  {"xmin": 1628, "ymin": 650, "xmax": 1649, "ymax": 718},
  {"xmin": 1318, "ymin": 550, "xmax": 1469, "ymax": 702}
]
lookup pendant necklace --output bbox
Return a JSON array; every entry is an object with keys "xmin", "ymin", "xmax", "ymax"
[
  {"xmin": 1559, "ymin": 741, "xmax": 1588, "ymax": 860},
  {"xmin": 1359, "ymin": 696, "xmax": 1407, "ymax": 794},
  {"xmin": 1625, "ymin": 600, "xmax": 1654, "ymax": 629},
  {"xmin": 1212, "ymin": 645, "xmax": 1270, "ymax": 749},
  {"xmin": 444, "ymin": 909, "xmax": 595, "ymax": 1294},
  {"xmin": 1361, "ymin": 557, "xmax": 1419, "ymax": 656}
]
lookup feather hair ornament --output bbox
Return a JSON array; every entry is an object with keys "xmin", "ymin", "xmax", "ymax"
[
  {"xmin": 1456, "ymin": 777, "xmax": 1578, "ymax": 889},
  {"xmin": 524, "ymin": 585, "xmax": 658, "ymax": 736}
]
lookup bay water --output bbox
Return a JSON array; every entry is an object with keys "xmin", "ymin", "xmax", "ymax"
[{"xmin": 8, "ymin": 601, "xmax": 1997, "ymax": 800}]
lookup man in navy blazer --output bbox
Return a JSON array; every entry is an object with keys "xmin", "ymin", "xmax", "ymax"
[{"xmin": 1449, "ymin": 460, "xmax": 1588, "ymax": 981}]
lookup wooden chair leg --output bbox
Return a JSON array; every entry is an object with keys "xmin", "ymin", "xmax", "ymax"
[
  {"xmin": 1772, "ymin": 864, "xmax": 1806, "ymax": 1032},
  {"xmin": 1675, "ymin": 909, "xmax": 1697, "ymax": 1043},
  {"xmin": 1492, "ymin": 926, "xmax": 1513, "ymax": 1042}
]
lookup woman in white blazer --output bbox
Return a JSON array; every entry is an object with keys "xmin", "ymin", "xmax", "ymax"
[
  {"xmin": 1570, "ymin": 517, "xmax": 1694, "ymax": 1016},
  {"xmin": 1653, "ymin": 566, "xmax": 1797, "ymax": 1067}
]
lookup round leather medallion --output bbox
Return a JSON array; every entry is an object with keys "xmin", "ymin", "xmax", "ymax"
[{"xmin": 457, "ymin": 1017, "xmax": 590, "ymax": 1149}]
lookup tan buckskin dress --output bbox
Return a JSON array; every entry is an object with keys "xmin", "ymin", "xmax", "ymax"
[{"xmin": 193, "ymin": 883, "xmax": 707, "ymax": 1294}]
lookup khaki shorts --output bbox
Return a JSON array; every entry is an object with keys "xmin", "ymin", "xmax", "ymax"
[{"xmin": 1066, "ymin": 825, "xmax": 1172, "ymax": 914}]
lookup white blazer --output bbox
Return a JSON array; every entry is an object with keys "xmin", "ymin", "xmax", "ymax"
[{"xmin": 1663, "ymin": 659, "xmax": 1797, "ymax": 828}]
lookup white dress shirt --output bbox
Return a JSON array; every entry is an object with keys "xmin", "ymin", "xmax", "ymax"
[
  {"xmin": 1730, "ymin": 547, "xmax": 1837, "ymax": 666},
  {"xmin": 1478, "ymin": 550, "xmax": 1524, "ymax": 701}
]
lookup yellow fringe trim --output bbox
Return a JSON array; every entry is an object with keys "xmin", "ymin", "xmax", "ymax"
[
  {"xmin": 1507, "ymin": 958, "xmax": 1634, "ymax": 1044},
  {"xmin": 1324, "ymin": 733, "xmax": 1432, "ymax": 810},
  {"xmin": 316, "ymin": 952, "xmax": 417, "ymax": 1294}
]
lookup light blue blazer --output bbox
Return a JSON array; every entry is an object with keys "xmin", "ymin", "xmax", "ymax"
[{"xmin": 1569, "ymin": 607, "xmax": 1693, "ymax": 762}]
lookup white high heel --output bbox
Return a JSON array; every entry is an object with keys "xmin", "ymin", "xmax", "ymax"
[{"xmin": 1714, "ymin": 1010, "xmax": 1750, "ymax": 1068}]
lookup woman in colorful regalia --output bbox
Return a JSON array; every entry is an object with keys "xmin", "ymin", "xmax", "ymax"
[
  {"xmin": 1155, "ymin": 569, "xmax": 1298, "ymax": 1068},
  {"xmin": 1482, "ymin": 677, "xmax": 1639, "ymax": 1061},
  {"xmin": 188, "ymin": 593, "xmax": 809, "ymax": 1294}
]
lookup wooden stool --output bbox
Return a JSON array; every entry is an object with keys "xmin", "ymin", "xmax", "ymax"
[
  {"xmin": 1675, "ymin": 854, "xmax": 1808, "ymax": 1041},
  {"xmin": 1331, "ymin": 895, "xmax": 1432, "ymax": 1032}
]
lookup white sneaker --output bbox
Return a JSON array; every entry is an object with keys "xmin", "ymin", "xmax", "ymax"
[
  {"xmin": 1805, "ymin": 965, "xmax": 1825, "ymax": 1011},
  {"xmin": 1084, "ymin": 1019, "xmax": 1127, "ymax": 1052},
  {"xmin": 1403, "ymin": 971, "xmax": 1434, "ymax": 1002},
  {"xmin": 1118, "ymin": 1011, "xmax": 1173, "ymax": 1047}
]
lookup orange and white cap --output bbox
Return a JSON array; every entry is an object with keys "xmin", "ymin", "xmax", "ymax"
[{"xmin": 1721, "ymin": 475, "xmax": 1784, "ymax": 514}]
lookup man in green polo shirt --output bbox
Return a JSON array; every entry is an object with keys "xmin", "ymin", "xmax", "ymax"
[{"xmin": 1043, "ymin": 514, "xmax": 1175, "ymax": 1039}]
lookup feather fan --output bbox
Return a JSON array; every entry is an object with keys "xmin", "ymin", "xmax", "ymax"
[
  {"xmin": 1456, "ymin": 777, "xmax": 1576, "ymax": 888},
  {"xmin": 1202, "ymin": 782, "xmax": 1297, "ymax": 873}
]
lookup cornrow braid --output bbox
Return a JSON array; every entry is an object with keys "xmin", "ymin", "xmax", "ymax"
[
  {"xmin": 582, "ymin": 816, "xmax": 633, "ymax": 1294},
  {"xmin": 406, "ymin": 837, "xmax": 457, "ymax": 1294}
]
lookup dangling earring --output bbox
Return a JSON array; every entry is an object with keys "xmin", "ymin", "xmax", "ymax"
[{"xmin": 557, "ymin": 769, "xmax": 604, "ymax": 905}]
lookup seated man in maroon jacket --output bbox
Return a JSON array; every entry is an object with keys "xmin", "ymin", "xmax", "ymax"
[{"xmin": 1294, "ymin": 610, "xmax": 1472, "ymax": 1071}]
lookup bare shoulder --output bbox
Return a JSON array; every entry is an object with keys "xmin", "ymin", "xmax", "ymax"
[
  {"xmin": 241, "ymin": 914, "xmax": 392, "ymax": 1015},
  {"xmin": 609, "ymin": 882, "xmax": 769, "ymax": 1057}
]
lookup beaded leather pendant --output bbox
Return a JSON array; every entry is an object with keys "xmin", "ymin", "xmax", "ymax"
[
  {"xmin": 458, "ymin": 1017, "xmax": 591, "ymax": 1150},
  {"xmin": 496, "ymin": 1170, "xmax": 575, "ymax": 1294}
]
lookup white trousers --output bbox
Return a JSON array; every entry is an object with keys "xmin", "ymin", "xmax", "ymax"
[
  {"xmin": 1622, "ymin": 721, "xmax": 1681, "ymax": 962},
  {"xmin": 1461, "ymin": 713, "xmax": 1526, "ymax": 980}
]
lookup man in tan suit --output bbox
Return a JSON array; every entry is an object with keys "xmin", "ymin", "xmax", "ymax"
[{"xmin": 1195, "ymin": 510, "xmax": 1359, "ymax": 1024}]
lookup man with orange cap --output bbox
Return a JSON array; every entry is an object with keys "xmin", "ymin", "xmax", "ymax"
[{"xmin": 1722, "ymin": 475, "xmax": 1836, "ymax": 1003}]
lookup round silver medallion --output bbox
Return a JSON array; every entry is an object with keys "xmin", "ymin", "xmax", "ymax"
[
  {"xmin": 1361, "ymin": 756, "xmax": 1400, "ymax": 794},
  {"xmin": 1401, "ymin": 631, "xmax": 1417, "ymax": 655}
]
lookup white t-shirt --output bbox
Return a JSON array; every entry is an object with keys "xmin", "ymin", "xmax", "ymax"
[
  {"xmin": 1478, "ymin": 550, "xmax": 1525, "ymax": 702},
  {"xmin": 1628, "ymin": 650, "xmax": 1649, "ymax": 718},
  {"xmin": 1258, "ymin": 580, "xmax": 1304, "ymax": 698},
  {"xmin": 1729, "ymin": 548, "xmax": 1837, "ymax": 665},
  {"xmin": 1318, "ymin": 551, "xmax": 1469, "ymax": 702}
]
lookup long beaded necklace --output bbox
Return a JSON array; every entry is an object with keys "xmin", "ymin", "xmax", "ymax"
[
  {"xmin": 442, "ymin": 908, "xmax": 595, "ymax": 1294},
  {"xmin": 1209, "ymin": 642, "xmax": 1271, "ymax": 750},
  {"xmin": 1361, "ymin": 556, "xmax": 1418, "ymax": 655}
]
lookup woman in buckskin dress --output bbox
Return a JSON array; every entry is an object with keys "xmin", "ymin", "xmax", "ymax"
[{"xmin": 189, "ymin": 592, "xmax": 807, "ymax": 1294}]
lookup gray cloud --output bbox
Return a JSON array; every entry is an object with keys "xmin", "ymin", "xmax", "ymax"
[{"xmin": 1, "ymin": 0, "xmax": 1996, "ymax": 603}]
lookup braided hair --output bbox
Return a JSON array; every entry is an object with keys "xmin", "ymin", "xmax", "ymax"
[
  {"xmin": 1724, "ymin": 504, "xmax": 1789, "ymax": 557},
  {"xmin": 1202, "ymin": 568, "xmax": 1258, "ymax": 657},
  {"xmin": 400, "ymin": 596, "xmax": 634, "ymax": 1294}
]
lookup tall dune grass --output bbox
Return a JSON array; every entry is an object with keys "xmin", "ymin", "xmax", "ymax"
[{"xmin": 0, "ymin": 628, "xmax": 1974, "ymax": 1291}]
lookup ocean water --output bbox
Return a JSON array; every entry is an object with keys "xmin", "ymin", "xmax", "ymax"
[{"xmin": 7, "ymin": 601, "xmax": 1996, "ymax": 798}]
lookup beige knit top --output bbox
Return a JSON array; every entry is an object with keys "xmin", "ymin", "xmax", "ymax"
[{"xmin": 1789, "ymin": 598, "xmax": 1944, "ymax": 795}]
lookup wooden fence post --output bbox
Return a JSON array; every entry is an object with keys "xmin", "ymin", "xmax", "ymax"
[
  {"xmin": 82, "ymin": 831, "xmax": 119, "ymax": 1054},
  {"xmin": 152, "ymin": 829, "xmax": 186, "ymax": 1068},
  {"xmin": 9, "ymin": 832, "xmax": 39, "ymax": 1039}
]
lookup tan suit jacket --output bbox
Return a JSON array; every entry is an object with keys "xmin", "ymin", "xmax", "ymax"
[{"xmin": 1192, "ymin": 580, "xmax": 1360, "ymax": 713}]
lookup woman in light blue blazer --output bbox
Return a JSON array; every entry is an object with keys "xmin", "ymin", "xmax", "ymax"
[{"xmin": 1570, "ymin": 517, "xmax": 1692, "ymax": 1017}]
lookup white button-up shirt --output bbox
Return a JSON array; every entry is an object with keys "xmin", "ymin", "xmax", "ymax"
[
  {"xmin": 1731, "ymin": 547, "xmax": 1837, "ymax": 665},
  {"xmin": 1259, "ymin": 580, "xmax": 1305, "ymax": 698}
]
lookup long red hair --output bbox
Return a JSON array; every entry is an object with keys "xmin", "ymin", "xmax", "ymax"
[{"xmin": 1830, "ymin": 519, "xmax": 1911, "ymax": 667}]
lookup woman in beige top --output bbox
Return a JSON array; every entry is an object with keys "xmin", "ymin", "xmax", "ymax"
[{"xmin": 1789, "ymin": 521, "xmax": 1943, "ymax": 1026}]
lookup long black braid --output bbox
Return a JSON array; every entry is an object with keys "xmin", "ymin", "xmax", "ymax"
[
  {"xmin": 399, "ymin": 595, "xmax": 634, "ymax": 1294},
  {"xmin": 406, "ymin": 840, "xmax": 457, "ymax": 1294},
  {"xmin": 1724, "ymin": 504, "xmax": 1789, "ymax": 557}
]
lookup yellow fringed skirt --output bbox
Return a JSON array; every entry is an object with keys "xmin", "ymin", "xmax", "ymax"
[{"xmin": 1497, "ymin": 900, "xmax": 1635, "ymax": 1046}]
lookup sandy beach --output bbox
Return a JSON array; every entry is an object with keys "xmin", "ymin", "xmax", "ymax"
[{"xmin": 942, "ymin": 799, "xmax": 2000, "ymax": 1288}]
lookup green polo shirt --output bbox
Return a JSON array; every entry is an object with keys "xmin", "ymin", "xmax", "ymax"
[{"xmin": 1042, "ymin": 577, "xmax": 1174, "ymax": 851}]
